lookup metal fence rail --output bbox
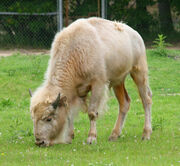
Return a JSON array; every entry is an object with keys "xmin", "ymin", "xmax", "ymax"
[{"xmin": 0, "ymin": 12, "xmax": 57, "ymax": 16}]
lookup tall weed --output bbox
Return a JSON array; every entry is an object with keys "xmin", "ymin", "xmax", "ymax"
[{"xmin": 152, "ymin": 34, "xmax": 171, "ymax": 56}]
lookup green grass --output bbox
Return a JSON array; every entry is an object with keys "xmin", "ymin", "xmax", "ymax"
[{"xmin": 0, "ymin": 50, "xmax": 180, "ymax": 166}]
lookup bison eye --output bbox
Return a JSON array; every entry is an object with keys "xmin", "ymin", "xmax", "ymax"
[{"xmin": 46, "ymin": 118, "xmax": 52, "ymax": 122}]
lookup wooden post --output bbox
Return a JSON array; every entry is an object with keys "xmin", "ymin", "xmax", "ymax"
[
  {"xmin": 65, "ymin": 0, "xmax": 69, "ymax": 26},
  {"xmin": 98, "ymin": 0, "xmax": 100, "ymax": 17}
]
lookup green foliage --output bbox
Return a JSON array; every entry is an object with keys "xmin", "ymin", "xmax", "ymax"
[
  {"xmin": 0, "ymin": 0, "xmax": 180, "ymax": 48},
  {"xmin": 171, "ymin": 0, "xmax": 180, "ymax": 15},
  {"xmin": 152, "ymin": 117, "xmax": 165, "ymax": 131},
  {"xmin": 0, "ymin": 0, "xmax": 56, "ymax": 13},
  {"xmin": 152, "ymin": 34, "xmax": 171, "ymax": 56},
  {"xmin": 107, "ymin": 0, "xmax": 157, "ymax": 34},
  {"xmin": 8, "ymin": 118, "xmax": 33, "ymax": 142},
  {"xmin": 69, "ymin": 0, "xmax": 98, "ymax": 17},
  {"xmin": 30, "ymin": 56, "xmax": 42, "ymax": 75},
  {"xmin": 0, "ymin": 98, "xmax": 14, "ymax": 108},
  {"xmin": 0, "ymin": 0, "xmax": 57, "ymax": 48},
  {"xmin": 0, "ymin": 51, "xmax": 180, "ymax": 165}
]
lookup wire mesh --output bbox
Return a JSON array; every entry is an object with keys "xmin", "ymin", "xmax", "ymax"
[
  {"xmin": 0, "ymin": 1, "xmax": 58, "ymax": 49},
  {"xmin": 0, "ymin": 0, "xmax": 179, "ymax": 49},
  {"xmin": 0, "ymin": 0, "xmax": 103, "ymax": 48}
]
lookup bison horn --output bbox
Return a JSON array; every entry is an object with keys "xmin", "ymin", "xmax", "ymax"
[
  {"xmin": 29, "ymin": 88, "xmax": 32, "ymax": 97},
  {"xmin": 52, "ymin": 93, "xmax": 61, "ymax": 109}
]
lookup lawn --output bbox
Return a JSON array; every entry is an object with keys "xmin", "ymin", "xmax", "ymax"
[{"xmin": 0, "ymin": 50, "xmax": 180, "ymax": 166}]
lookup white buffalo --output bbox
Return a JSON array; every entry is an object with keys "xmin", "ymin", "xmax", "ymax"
[{"xmin": 30, "ymin": 17, "xmax": 152, "ymax": 146}]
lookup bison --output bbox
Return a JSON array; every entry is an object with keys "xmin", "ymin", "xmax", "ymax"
[{"xmin": 30, "ymin": 17, "xmax": 152, "ymax": 146}]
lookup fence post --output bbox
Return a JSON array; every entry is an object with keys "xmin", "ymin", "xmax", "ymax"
[
  {"xmin": 101, "ymin": 0, "xmax": 107, "ymax": 19},
  {"xmin": 65, "ymin": 0, "xmax": 69, "ymax": 26},
  {"xmin": 57, "ymin": 0, "xmax": 63, "ymax": 31}
]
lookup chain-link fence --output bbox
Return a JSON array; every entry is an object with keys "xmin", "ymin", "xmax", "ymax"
[
  {"xmin": 0, "ymin": 1, "xmax": 58, "ymax": 48},
  {"xmin": 0, "ymin": 0, "xmax": 180, "ymax": 49},
  {"xmin": 0, "ymin": 0, "xmax": 105, "ymax": 49}
]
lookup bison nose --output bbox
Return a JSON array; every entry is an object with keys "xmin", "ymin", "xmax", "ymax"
[
  {"xmin": 35, "ymin": 140, "xmax": 45, "ymax": 146},
  {"xmin": 35, "ymin": 137, "xmax": 45, "ymax": 146}
]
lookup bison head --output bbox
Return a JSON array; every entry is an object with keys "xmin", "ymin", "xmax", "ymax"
[{"xmin": 30, "ymin": 91, "xmax": 71, "ymax": 147}]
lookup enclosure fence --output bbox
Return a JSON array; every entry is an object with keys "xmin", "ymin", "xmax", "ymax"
[
  {"xmin": 0, "ymin": 0, "xmax": 179, "ymax": 49},
  {"xmin": 0, "ymin": 0, "xmax": 107, "ymax": 48}
]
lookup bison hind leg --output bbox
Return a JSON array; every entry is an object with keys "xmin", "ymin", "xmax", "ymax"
[
  {"xmin": 130, "ymin": 65, "xmax": 152, "ymax": 140},
  {"xmin": 109, "ymin": 83, "xmax": 131, "ymax": 141}
]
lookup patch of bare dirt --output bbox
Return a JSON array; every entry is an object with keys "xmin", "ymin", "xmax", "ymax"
[
  {"xmin": 0, "ymin": 49, "xmax": 50, "ymax": 57},
  {"xmin": 160, "ymin": 93, "xmax": 180, "ymax": 96},
  {"xmin": 0, "ymin": 43, "xmax": 179, "ymax": 57},
  {"xmin": 147, "ymin": 42, "xmax": 180, "ymax": 50}
]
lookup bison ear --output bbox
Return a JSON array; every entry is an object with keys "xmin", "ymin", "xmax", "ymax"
[
  {"xmin": 52, "ymin": 94, "xmax": 68, "ymax": 109},
  {"xmin": 59, "ymin": 96, "xmax": 67, "ymax": 107},
  {"xmin": 29, "ymin": 88, "xmax": 33, "ymax": 97},
  {"xmin": 52, "ymin": 93, "xmax": 61, "ymax": 109}
]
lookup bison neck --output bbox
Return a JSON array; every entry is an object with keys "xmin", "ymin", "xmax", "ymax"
[
  {"xmin": 45, "ymin": 34, "xmax": 92, "ymax": 101},
  {"xmin": 45, "ymin": 60, "xmax": 81, "ymax": 101}
]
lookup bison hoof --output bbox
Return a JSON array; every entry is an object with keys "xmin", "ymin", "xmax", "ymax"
[
  {"xmin": 108, "ymin": 133, "xmax": 119, "ymax": 142},
  {"xmin": 142, "ymin": 134, "xmax": 150, "ymax": 140},
  {"xmin": 66, "ymin": 136, "xmax": 72, "ymax": 144},
  {"xmin": 142, "ymin": 129, "xmax": 152, "ymax": 140},
  {"xmin": 87, "ymin": 136, "xmax": 97, "ymax": 144},
  {"xmin": 69, "ymin": 132, "xmax": 74, "ymax": 139},
  {"xmin": 88, "ymin": 111, "xmax": 98, "ymax": 120}
]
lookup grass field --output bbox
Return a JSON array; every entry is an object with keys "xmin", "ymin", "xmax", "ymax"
[{"xmin": 0, "ymin": 50, "xmax": 180, "ymax": 166}]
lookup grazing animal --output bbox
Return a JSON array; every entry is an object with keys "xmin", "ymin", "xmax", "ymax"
[{"xmin": 30, "ymin": 17, "xmax": 152, "ymax": 146}]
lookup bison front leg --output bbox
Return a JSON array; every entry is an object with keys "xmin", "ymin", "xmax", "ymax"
[
  {"xmin": 66, "ymin": 116, "xmax": 74, "ymax": 144},
  {"xmin": 68, "ymin": 116, "xmax": 74, "ymax": 139},
  {"xmin": 87, "ymin": 81, "xmax": 106, "ymax": 144}
]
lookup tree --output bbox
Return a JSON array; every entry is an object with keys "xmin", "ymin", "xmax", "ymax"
[
  {"xmin": 158, "ymin": 0, "xmax": 174, "ymax": 33},
  {"xmin": 107, "ymin": 0, "xmax": 155, "ymax": 34},
  {"xmin": 69, "ymin": 0, "xmax": 98, "ymax": 18},
  {"xmin": 135, "ymin": 0, "xmax": 155, "ymax": 33},
  {"xmin": 171, "ymin": 0, "xmax": 180, "ymax": 15}
]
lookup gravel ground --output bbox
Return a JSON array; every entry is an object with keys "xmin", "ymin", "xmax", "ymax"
[
  {"xmin": 0, "ymin": 49, "xmax": 50, "ymax": 57},
  {"xmin": 0, "ymin": 44, "xmax": 179, "ymax": 57}
]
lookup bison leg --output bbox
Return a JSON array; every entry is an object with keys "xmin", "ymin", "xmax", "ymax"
[
  {"xmin": 65, "ymin": 116, "xmax": 74, "ymax": 144},
  {"xmin": 87, "ymin": 120, "xmax": 97, "ymax": 144},
  {"xmin": 109, "ymin": 83, "xmax": 131, "ymax": 141},
  {"xmin": 87, "ymin": 81, "xmax": 106, "ymax": 144},
  {"xmin": 131, "ymin": 67, "xmax": 152, "ymax": 140},
  {"xmin": 68, "ymin": 116, "xmax": 74, "ymax": 139}
]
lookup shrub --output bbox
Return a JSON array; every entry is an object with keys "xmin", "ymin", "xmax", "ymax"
[{"xmin": 152, "ymin": 34, "xmax": 171, "ymax": 56}]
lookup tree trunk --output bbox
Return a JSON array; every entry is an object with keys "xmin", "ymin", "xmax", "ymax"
[
  {"xmin": 136, "ymin": 0, "xmax": 149, "ymax": 33},
  {"xmin": 158, "ymin": 0, "xmax": 174, "ymax": 34}
]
